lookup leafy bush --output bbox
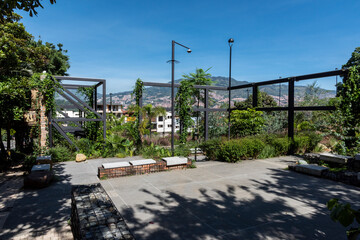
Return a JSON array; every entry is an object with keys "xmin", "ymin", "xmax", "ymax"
[
  {"xmin": 297, "ymin": 121, "xmax": 315, "ymax": 131},
  {"xmin": 218, "ymin": 138, "xmax": 265, "ymax": 162},
  {"xmin": 199, "ymin": 138, "xmax": 222, "ymax": 160},
  {"xmin": 327, "ymin": 198, "xmax": 360, "ymax": 239},
  {"xmin": 23, "ymin": 155, "xmax": 36, "ymax": 172},
  {"xmin": 293, "ymin": 132, "xmax": 322, "ymax": 154},
  {"xmin": 258, "ymin": 145, "xmax": 277, "ymax": 159},
  {"xmin": 47, "ymin": 146, "xmax": 74, "ymax": 162},
  {"xmin": 174, "ymin": 144, "xmax": 191, "ymax": 157},
  {"xmin": 140, "ymin": 143, "xmax": 171, "ymax": 159},
  {"xmin": 230, "ymin": 108, "xmax": 265, "ymax": 137},
  {"xmin": 269, "ymin": 137, "xmax": 291, "ymax": 156}
]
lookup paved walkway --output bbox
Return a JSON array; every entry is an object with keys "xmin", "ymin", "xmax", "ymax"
[{"xmin": 0, "ymin": 156, "xmax": 359, "ymax": 239}]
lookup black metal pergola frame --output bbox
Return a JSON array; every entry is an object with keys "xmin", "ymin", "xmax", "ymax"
[
  {"xmin": 49, "ymin": 76, "xmax": 106, "ymax": 150},
  {"xmin": 140, "ymin": 68, "xmax": 347, "ymax": 141}
]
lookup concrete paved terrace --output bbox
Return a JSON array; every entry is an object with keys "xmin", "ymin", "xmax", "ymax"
[{"xmin": 0, "ymin": 156, "xmax": 359, "ymax": 239}]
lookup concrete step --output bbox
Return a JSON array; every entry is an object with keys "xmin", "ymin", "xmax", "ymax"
[
  {"xmin": 319, "ymin": 153, "xmax": 352, "ymax": 164},
  {"xmin": 294, "ymin": 164, "xmax": 328, "ymax": 177}
]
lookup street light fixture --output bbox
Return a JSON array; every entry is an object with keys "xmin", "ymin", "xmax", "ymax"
[
  {"xmin": 170, "ymin": 40, "xmax": 191, "ymax": 156},
  {"xmin": 228, "ymin": 38, "xmax": 234, "ymax": 140}
]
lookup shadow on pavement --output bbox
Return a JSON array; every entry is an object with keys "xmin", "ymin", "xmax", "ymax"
[
  {"xmin": 0, "ymin": 163, "xmax": 74, "ymax": 239},
  {"xmin": 120, "ymin": 169, "xmax": 359, "ymax": 240}
]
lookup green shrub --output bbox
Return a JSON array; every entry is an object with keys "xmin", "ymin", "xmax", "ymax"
[
  {"xmin": 174, "ymin": 144, "xmax": 191, "ymax": 157},
  {"xmin": 47, "ymin": 146, "xmax": 74, "ymax": 162},
  {"xmin": 293, "ymin": 132, "xmax": 322, "ymax": 154},
  {"xmin": 140, "ymin": 143, "xmax": 172, "ymax": 159},
  {"xmin": 271, "ymin": 137, "xmax": 291, "ymax": 155},
  {"xmin": 230, "ymin": 109, "xmax": 265, "ymax": 137},
  {"xmin": 199, "ymin": 138, "xmax": 222, "ymax": 160},
  {"xmin": 218, "ymin": 138, "xmax": 265, "ymax": 162},
  {"xmin": 23, "ymin": 155, "xmax": 36, "ymax": 172},
  {"xmin": 258, "ymin": 145, "xmax": 277, "ymax": 159}
]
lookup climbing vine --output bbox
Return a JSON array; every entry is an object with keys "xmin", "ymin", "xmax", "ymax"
[
  {"xmin": 175, "ymin": 80, "xmax": 194, "ymax": 143},
  {"xmin": 133, "ymin": 78, "xmax": 144, "ymax": 107},
  {"xmin": 30, "ymin": 73, "xmax": 62, "ymax": 115},
  {"xmin": 77, "ymin": 86, "xmax": 101, "ymax": 141},
  {"xmin": 131, "ymin": 78, "xmax": 144, "ymax": 146},
  {"xmin": 337, "ymin": 66, "xmax": 360, "ymax": 152}
]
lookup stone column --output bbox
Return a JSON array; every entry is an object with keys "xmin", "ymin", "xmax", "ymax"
[
  {"xmin": 39, "ymin": 74, "xmax": 48, "ymax": 150},
  {"xmin": 31, "ymin": 74, "xmax": 48, "ymax": 151}
]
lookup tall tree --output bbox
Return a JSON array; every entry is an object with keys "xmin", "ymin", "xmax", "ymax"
[
  {"xmin": 0, "ymin": 12, "xmax": 69, "ymax": 160},
  {"xmin": 182, "ymin": 68, "xmax": 213, "ymax": 140},
  {"xmin": 0, "ymin": 0, "xmax": 56, "ymax": 22}
]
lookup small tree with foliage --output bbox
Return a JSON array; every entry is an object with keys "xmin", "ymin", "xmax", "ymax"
[
  {"xmin": 234, "ymin": 91, "xmax": 277, "ymax": 109},
  {"xmin": 141, "ymin": 104, "xmax": 166, "ymax": 139},
  {"xmin": 182, "ymin": 68, "xmax": 213, "ymax": 140}
]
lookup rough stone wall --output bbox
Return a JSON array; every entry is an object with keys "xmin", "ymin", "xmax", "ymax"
[{"xmin": 31, "ymin": 87, "xmax": 48, "ymax": 150}]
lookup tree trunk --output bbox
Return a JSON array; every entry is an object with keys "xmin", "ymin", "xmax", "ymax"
[
  {"xmin": 0, "ymin": 129, "xmax": 6, "ymax": 158},
  {"xmin": 149, "ymin": 119, "xmax": 152, "ymax": 139},
  {"xmin": 6, "ymin": 123, "xmax": 11, "ymax": 151}
]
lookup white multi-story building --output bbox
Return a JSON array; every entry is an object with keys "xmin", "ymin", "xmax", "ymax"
[
  {"xmin": 151, "ymin": 112, "xmax": 181, "ymax": 134},
  {"xmin": 96, "ymin": 103, "xmax": 123, "ymax": 118}
]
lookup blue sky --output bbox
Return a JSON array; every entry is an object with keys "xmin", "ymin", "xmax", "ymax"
[{"xmin": 18, "ymin": 0, "xmax": 360, "ymax": 93}]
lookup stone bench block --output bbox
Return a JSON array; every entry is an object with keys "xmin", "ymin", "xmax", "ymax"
[
  {"xmin": 102, "ymin": 162, "xmax": 130, "ymax": 169},
  {"xmin": 190, "ymin": 148, "xmax": 203, "ymax": 154},
  {"xmin": 31, "ymin": 164, "xmax": 51, "ymax": 172},
  {"xmin": 319, "ymin": 153, "xmax": 352, "ymax": 164},
  {"xmin": 295, "ymin": 164, "xmax": 328, "ymax": 177},
  {"xmin": 36, "ymin": 155, "xmax": 52, "ymax": 167},
  {"xmin": 162, "ymin": 157, "xmax": 188, "ymax": 166},
  {"xmin": 189, "ymin": 155, "xmax": 207, "ymax": 161},
  {"xmin": 129, "ymin": 159, "xmax": 156, "ymax": 166}
]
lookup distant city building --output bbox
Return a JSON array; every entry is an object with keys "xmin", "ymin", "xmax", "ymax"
[
  {"xmin": 96, "ymin": 103, "xmax": 123, "ymax": 118},
  {"xmin": 56, "ymin": 104, "xmax": 186, "ymax": 134},
  {"xmin": 152, "ymin": 112, "xmax": 180, "ymax": 134}
]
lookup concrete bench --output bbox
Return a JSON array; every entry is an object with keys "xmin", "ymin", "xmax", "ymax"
[
  {"xmin": 130, "ymin": 159, "xmax": 156, "ymax": 166},
  {"xmin": 102, "ymin": 162, "xmax": 130, "ymax": 169},
  {"xmin": 31, "ymin": 164, "xmax": 51, "ymax": 172},
  {"xmin": 295, "ymin": 164, "xmax": 328, "ymax": 177},
  {"xmin": 162, "ymin": 157, "xmax": 188, "ymax": 166},
  {"xmin": 319, "ymin": 153, "xmax": 352, "ymax": 164}
]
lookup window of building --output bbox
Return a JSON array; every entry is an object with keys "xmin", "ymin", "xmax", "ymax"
[
  {"xmin": 167, "ymin": 124, "xmax": 172, "ymax": 128},
  {"xmin": 158, "ymin": 116, "xmax": 163, "ymax": 121},
  {"xmin": 158, "ymin": 124, "xmax": 163, "ymax": 128}
]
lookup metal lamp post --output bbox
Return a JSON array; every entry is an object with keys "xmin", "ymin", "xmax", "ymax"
[
  {"xmin": 171, "ymin": 40, "xmax": 191, "ymax": 156},
  {"xmin": 110, "ymin": 93, "xmax": 113, "ymax": 113},
  {"xmin": 228, "ymin": 38, "xmax": 234, "ymax": 140}
]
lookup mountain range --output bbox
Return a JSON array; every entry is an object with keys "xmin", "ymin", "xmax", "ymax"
[{"xmin": 100, "ymin": 76, "xmax": 336, "ymax": 109}]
